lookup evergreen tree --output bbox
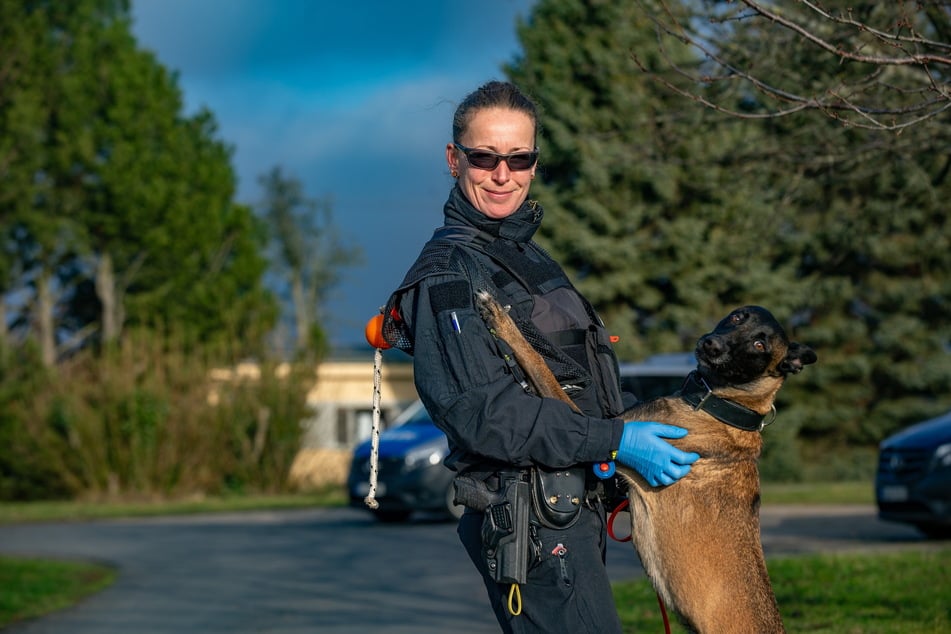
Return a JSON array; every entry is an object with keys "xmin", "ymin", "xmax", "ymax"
[
  {"xmin": 696, "ymin": 1, "xmax": 951, "ymax": 446},
  {"xmin": 507, "ymin": 0, "xmax": 807, "ymax": 358},
  {"xmin": 508, "ymin": 0, "xmax": 951, "ymax": 475},
  {"xmin": 0, "ymin": 0, "xmax": 94, "ymax": 364},
  {"xmin": 641, "ymin": 1, "xmax": 951, "ymax": 130},
  {"xmin": 0, "ymin": 0, "xmax": 276, "ymax": 360}
]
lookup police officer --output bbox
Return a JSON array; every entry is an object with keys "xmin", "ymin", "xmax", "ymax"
[{"xmin": 381, "ymin": 80, "xmax": 699, "ymax": 634}]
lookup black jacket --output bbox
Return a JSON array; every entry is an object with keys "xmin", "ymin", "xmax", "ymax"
[{"xmin": 383, "ymin": 186, "xmax": 625, "ymax": 473}]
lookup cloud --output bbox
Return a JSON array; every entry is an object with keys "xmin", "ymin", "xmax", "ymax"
[
  {"xmin": 133, "ymin": 1, "xmax": 531, "ymax": 81},
  {"xmin": 130, "ymin": 0, "xmax": 537, "ymax": 345},
  {"xmin": 203, "ymin": 74, "xmax": 474, "ymax": 200}
]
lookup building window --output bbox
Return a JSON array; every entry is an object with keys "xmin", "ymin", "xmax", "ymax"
[
  {"xmin": 335, "ymin": 408, "xmax": 350, "ymax": 446},
  {"xmin": 354, "ymin": 409, "xmax": 373, "ymax": 443}
]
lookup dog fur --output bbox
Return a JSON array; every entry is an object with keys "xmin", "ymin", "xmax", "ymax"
[{"xmin": 475, "ymin": 291, "xmax": 817, "ymax": 634}]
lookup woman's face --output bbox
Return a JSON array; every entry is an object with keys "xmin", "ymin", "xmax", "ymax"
[{"xmin": 446, "ymin": 107, "xmax": 537, "ymax": 220}]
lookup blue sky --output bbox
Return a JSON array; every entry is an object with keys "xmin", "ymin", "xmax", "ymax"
[{"xmin": 130, "ymin": 0, "xmax": 536, "ymax": 348}]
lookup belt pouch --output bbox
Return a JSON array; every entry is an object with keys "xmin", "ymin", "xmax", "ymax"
[{"xmin": 530, "ymin": 466, "xmax": 585, "ymax": 529}]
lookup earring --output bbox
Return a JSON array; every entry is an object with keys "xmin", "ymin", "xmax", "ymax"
[{"xmin": 451, "ymin": 169, "xmax": 459, "ymax": 178}]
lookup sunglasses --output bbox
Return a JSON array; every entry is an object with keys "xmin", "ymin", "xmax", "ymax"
[{"xmin": 453, "ymin": 142, "xmax": 539, "ymax": 171}]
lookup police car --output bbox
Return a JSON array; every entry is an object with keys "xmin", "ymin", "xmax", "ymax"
[{"xmin": 347, "ymin": 353, "xmax": 696, "ymax": 522}]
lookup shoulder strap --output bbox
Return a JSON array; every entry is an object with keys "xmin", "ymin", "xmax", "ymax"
[{"xmin": 379, "ymin": 225, "xmax": 494, "ymax": 354}]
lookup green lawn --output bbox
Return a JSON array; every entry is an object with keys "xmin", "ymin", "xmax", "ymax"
[
  {"xmin": 614, "ymin": 548, "xmax": 951, "ymax": 633},
  {"xmin": 760, "ymin": 480, "xmax": 874, "ymax": 505},
  {"xmin": 0, "ymin": 489, "xmax": 347, "ymax": 525},
  {"xmin": 0, "ymin": 481, "xmax": 873, "ymax": 526},
  {"xmin": 0, "ymin": 556, "xmax": 115, "ymax": 628}
]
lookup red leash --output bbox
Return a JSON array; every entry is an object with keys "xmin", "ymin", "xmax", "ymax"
[
  {"xmin": 607, "ymin": 499, "xmax": 672, "ymax": 634},
  {"xmin": 656, "ymin": 592, "xmax": 672, "ymax": 634},
  {"xmin": 607, "ymin": 498, "xmax": 632, "ymax": 542}
]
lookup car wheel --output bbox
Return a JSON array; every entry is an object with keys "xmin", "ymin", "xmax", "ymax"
[
  {"xmin": 372, "ymin": 509, "xmax": 412, "ymax": 523},
  {"xmin": 445, "ymin": 482, "xmax": 465, "ymax": 520},
  {"xmin": 915, "ymin": 523, "xmax": 951, "ymax": 540}
]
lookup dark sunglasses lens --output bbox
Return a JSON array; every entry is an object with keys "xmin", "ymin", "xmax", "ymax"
[
  {"xmin": 466, "ymin": 151, "xmax": 501, "ymax": 169},
  {"xmin": 460, "ymin": 146, "xmax": 538, "ymax": 170},
  {"xmin": 506, "ymin": 152, "xmax": 537, "ymax": 170}
]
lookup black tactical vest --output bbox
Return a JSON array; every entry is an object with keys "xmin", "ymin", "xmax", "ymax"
[{"xmin": 383, "ymin": 225, "xmax": 625, "ymax": 419}]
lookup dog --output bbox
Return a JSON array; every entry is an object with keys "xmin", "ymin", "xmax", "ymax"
[{"xmin": 475, "ymin": 291, "xmax": 817, "ymax": 634}]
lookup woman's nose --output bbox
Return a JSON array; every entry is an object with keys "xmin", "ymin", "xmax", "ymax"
[{"xmin": 492, "ymin": 162, "xmax": 511, "ymax": 183}]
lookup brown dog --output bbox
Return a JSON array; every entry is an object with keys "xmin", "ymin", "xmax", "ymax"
[{"xmin": 475, "ymin": 291, "xmax": 817, "ymax": 634}]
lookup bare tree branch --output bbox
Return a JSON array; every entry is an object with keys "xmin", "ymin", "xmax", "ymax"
[
  {"xmin": 636, "ymin": 0, "xmax": 951, "ymax": 130},
  {"xmin": 744, "ymin": 0, "xmax": 951, "ymax": 65}
]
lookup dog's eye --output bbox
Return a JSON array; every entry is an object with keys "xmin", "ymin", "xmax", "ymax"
[
  {"xmin": 731, "ymin": 313, "xmax": 744, "ymax": 324},
  {"xmin": 753, "ymin": 340, "xmax": 766, "ymax": 352}
]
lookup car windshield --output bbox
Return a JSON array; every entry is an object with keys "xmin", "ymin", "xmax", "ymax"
[
  {"xmin": 619, "ymin": 353, "xmax": 694, "ymax": 401},
  {"xmin": 621, "ymin": 375, "xmax": 689, "ymax": 401},
  {"xmin": 393, "ymin": 402, "xmax": 433, "ymax": 427},
  {"xmin": 402, "ymin": 417, "xmax": 433, "ymax": 427}
]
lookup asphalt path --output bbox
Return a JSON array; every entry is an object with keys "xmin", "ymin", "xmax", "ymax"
[{"xmin": 0, "ymin": 504, "xmax": 931, "ymax": 634}]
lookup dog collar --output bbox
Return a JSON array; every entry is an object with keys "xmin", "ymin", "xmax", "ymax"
[{"xmin": 680, "ymin": 371, "xmax": 768, "ymax": 432}]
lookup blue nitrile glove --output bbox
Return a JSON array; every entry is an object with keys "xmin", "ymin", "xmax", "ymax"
[{"xmin": 615, "ymin": 422, "xmax": 700, "ymax": 487}]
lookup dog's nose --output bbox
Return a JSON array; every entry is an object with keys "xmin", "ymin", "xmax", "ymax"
[{"xmin": 700, "ymin": 335, "xmax": 724, "ymax": 356}]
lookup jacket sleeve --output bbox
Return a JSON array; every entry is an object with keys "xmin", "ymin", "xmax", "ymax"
[{"xmin": 396, "ymin": 268, "xmax": 624, "ymax": 470}]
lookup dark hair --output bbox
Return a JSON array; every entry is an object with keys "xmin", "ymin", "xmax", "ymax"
[{"xmin": 452, "ymin": 80, "xmax": 539, "ymax": 144}]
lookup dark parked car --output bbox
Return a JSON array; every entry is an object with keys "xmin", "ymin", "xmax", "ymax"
[
  {"xmin": 348, "ymin": 353, "xmax": 696, "ymax": 522},
  {"xmin": 618, "ymin": 352, "xmax": 695, "ymax": 402},
  {"xmin": 876, "ymin": 409, "xmax": 951, "ymax": 539},
  {"xmin": 348, "ymin": 400, "xmax": 462, "ymax": 522}
]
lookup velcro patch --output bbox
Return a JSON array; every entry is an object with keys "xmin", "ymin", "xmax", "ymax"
[{"xmin": 430, "ymin": 280, "xmax": 471, "ymax": 314}]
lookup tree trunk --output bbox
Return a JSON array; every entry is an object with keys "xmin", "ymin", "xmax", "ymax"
[
  {"xmin": 36, "ymin": 273, "xmax": 56, "ymax": 367},
  {"xmin": 0, "ymin": 300, "xmax": 6, "ymax": 350},
  {"xmin": 291, "ymin": 270, "xmax": 310, "ymax": 353},
  {"xmin": 96, "ymin": 252, "xmax": 120, "ymax": 344}
]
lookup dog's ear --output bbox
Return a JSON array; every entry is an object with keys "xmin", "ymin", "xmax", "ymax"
[{"xmin": 778, "ymin": 342, "xmax": 817, "ymax": 375}]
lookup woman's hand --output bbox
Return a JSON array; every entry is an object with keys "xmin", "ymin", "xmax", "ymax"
[{"xmin": 615, "ymin": 422, "xmax": 700, "ymax": 486}]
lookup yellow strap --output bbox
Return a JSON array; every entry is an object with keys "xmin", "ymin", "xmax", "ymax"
[{"xmin": 507, "ymin": 583, "xmax": 522, "ymax": 616}]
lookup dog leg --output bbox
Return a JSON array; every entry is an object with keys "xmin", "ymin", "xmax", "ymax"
[{"xmin": 475, "ymin": 290, "xmax": 580, "ymax": 413}]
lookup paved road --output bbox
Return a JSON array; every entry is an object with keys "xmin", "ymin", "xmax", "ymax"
[{"xmin": 0, "ymin": 505, "xmax": 931, "ymax": 633}]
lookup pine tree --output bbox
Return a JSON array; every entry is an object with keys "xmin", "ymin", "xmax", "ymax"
[
  {"xmin": 706, "ymin": 1, "xmax": 951, "ymax": 446},
  {"xmin": 507, "ymin": 0, "xmax": 806, "ymax": 358},
  {"xmin": 507, "ymin": 0, "xmax": 951, "ymax": 476}
]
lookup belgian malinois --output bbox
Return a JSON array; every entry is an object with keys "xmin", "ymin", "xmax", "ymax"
[{"xmin": 475, "ymin": 291, "xmax": 817, "ymax": 634}]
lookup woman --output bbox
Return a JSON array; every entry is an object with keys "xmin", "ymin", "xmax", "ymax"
[{"xmin": 381, "ymin": 80, "xmax": 699, "ymax": 634}]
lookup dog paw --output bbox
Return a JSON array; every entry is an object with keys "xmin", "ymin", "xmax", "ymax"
[{"xmin": 474, "ymin": 290, "xmax": 509, "ymax": 328}]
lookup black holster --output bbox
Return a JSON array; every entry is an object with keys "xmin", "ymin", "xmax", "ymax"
[{"xmin": 453, "ymin": 471, "xmax": 532, "ymax": 585}]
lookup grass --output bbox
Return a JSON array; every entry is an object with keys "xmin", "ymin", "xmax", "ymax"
[
  {"xmin": 0, "ymin": 556, "xmax": 116, "ymax": 628},
  {"xmin": 760, "ymin": 480, "xmax": 874, "ymax": 505},
  {"xmin": 0, "ymin": 488, "xmax": 347, "ymax": 525},
  {"xmin": 614, "ymin": 548, "xmax": 951, "ymax": 633},
  {"xmin": 0, "ymin": 480, "xmax": 872, "ymax": 526}
]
